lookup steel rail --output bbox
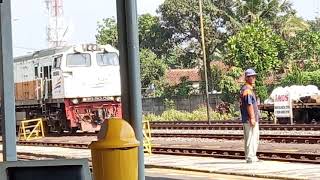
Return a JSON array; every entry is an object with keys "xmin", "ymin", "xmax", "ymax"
[
  {"xmin": 13, "ymin": 141, "xmax": 320, "ymax": 164},
  {"xmin": 151, "ymin": 133, "xmax": 320, "ymax": 144}
]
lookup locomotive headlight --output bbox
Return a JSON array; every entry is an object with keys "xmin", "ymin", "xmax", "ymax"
[
  {"xmin": 87, "ymin": 44, "xmax": 93, "ymax": 51},
  {"xmin": 71, "ymin": 98, "xmax": 79, "ymax": 104},
  {"xmin": 74, "ymin": 46, "xmax": 83, "ymax": 53},
  {"xmin": 104, "ymin": 96, "xmax": 114, "ymax": 101},
  {"xmin": 115, "ymin": 97, "xmax": 121, "ymax": 102},
  {"xmin": 92, "ymin": 44, "xmax": 97, "ymax": 51}
]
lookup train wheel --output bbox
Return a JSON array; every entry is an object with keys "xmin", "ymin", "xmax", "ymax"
[
  {"xmin": 53, "ymin": 121, "xmax": 64, "ymax": 134},
  {"xmin": 57, "ymin": 126, "xmax": 64, "ymax": 135},
  {"xmin": 70, "ymin": 127, "xmax": 78, "ymax": 134}
]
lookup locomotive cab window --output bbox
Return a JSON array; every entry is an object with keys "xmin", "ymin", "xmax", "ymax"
[
  {"xmin": 53, "ymin": 55, "xmax": 62, "ymax": 68},
  {"xmin": 96, "ymin": 52, "xmax": 119, "ymax": 66},
  {"xmin": 66, "ymin": 53, "xmax": 91, "ymax": 67},
  {"xmin": 34, "ymin": 66, "xmax": 38, "ymax": 78},
  {"xmin": 44, "ymin": 66, "xmax": 49, "ymax": 78}
]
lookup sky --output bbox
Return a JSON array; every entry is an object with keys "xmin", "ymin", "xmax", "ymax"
[{"xmin": 11, "ymin": 0, "xmax": 320, "ymax": 57}]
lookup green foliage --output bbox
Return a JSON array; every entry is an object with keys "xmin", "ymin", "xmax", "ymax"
[
  {"xmin": 255, "ymin": 80, "xmax": 269, "ymax": 101},
  {"xmin": 143, "ymin": 113, "xmax": 159, "ymax": 122},
  {"xmin": 143, "ymin": 107, "xmax": 238, "ymax": 122},
  {"xmin": 219, "ymin": 75, "xmax": 240, "ymax": 103},
  {"xmin": 210, "ymin": 63, "xmax": 242, "ymax": 103},
  {"xmin": 225, "ymin": 21, "xmax": 287, "ymax": 100},
  {"xmin": 163, "ymin": 98, "xmax": 175, "ymax": 110},
  {"xmin": 281, "ymin": 68, "xmax": 320, "ymax": 88},
  {"xmin": 281, "ymin": 65, "xmax": 303, "ymax": 86},
  {"xmin": 96, "ymin": 18, "xmax": 118, "ymax": 47},
  {"xmin": 140, "ymin": 49, "xmax": 167, "ymax": 93},
  {"xmin": 226, "ymin": 21, "xmax": 286, "ymax": 75},
  {"xmin": 302, "ymin": 71, "xmax": 320, "ymax": 87},
  {"xmin": 138, "ymin": 14, "xmax": 172, "ymax": 57},
  {"xmin": 233, "ymin": 0, "xmax": 294, "ymax": 24},
  {"xmin": 288, "ymin": 31, "xmax": 320, "ymax": 66},
  {"xmin": 161, "ymin": 109, "xmax": 189, "ymax": 121},
  {"xmin": 95, "ymin": 1, "xmax": 315, "ymax": 102},
  {"xmin": 164, "ymin": 45, "xmax": 199, "ymax": 69},
  {"xmin": 308, "ymin": 17, "xmax": 320, "ymax": 32},
  {"xmin": 176, "ymin": 77, "xmax": 195, "ymax": 96},
  {"xmin": 162, "ymin": 77, "xmax": 195, "ymax": 98},
  {"xmin": 227, "ymin": 67, "xmax": 242, "ymax": 78},
  {"xmin": 228, "ymin": 104, "xmax": 241, "ymax": 118},
  {"xmin": 272, "ymin": 14, "xmax": 309, "ymax": 39},
  {"xmin": 210, "ymin": 63, "xmax": 223, "ymax": 92},
  {"xmin": 159, "ymin": 0, "xmax": 239, "ymax": 88},
  {"xmin": 96, "ymin": 14, "xmax": 171, "ymax": 57}
]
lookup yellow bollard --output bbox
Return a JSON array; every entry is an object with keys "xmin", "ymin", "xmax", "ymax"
[{"xmin": 89, "ymin": 118, "xmax": 139, "ymax": 180}]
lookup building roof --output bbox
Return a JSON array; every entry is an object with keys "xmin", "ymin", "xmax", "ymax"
[
  {"xmin": 165, "ymin": 69, "xmax": 201, "ymax": 86},
  {"xmin": 210, "ymin": 61, "xmax": 229, "ymax": 72}
]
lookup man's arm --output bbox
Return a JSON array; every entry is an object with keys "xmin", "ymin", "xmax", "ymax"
[
  {"xmin": 243, "ymin": 89, "xmax": 256, "ymax": 127},
  {"xmin": 247, "ymin": 104, "xmax": 256, "ymax": 127}
]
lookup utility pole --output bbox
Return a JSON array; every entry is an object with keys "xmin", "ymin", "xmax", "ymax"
[
  {"xmin": 199, "ymin": 0, "xmax": 211, "ymax": 124},
  {"xmin": 116, "ymin": 0, "xmax": 145, "ymax": 179},
  {"xmin": 0, "ymin": 0, "xmax": 17, "ymax": 161}
]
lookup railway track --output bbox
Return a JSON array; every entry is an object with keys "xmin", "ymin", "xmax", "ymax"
[
  {"xmin": 151, "ymin": 146, "xmax": 320, "ymax": 164},
  {"xmin": 49, "ymin": 131, "xmax": 320, "ymax": 144},
  {"xmin": 150, "ymin": 120, "xmax": 241, "ymax": 124},
  {"xmin": 150, "ymin": 120, "xmax": 270, "ymax": 124},
  {"xmin": 150, "ymin": 119, "xmax": 319, "ymax": 125},
  {"xmin": 150, "ymin": 124, "xmax": 320, "ymax": 131},
  {"xmin": 14, "ymin": 140, "xmax": 320, "ymax": 164},
  {"xmin": 151, "ymin": 133, "xmax": 320, "ymax": 144}
]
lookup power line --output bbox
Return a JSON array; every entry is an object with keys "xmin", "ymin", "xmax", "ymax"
[{"xmin": 13, "ymin": 46, "xmax": 37, "ymax": 50}]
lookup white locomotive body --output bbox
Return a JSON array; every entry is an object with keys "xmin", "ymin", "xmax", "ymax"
[{"xmin": 14, "ymin": 44, "xmax": 121, "ymax": 132}]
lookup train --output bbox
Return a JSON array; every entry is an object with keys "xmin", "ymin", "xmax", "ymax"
[{"xmin": 14, "ymin": 43, "xmax": 122, "ymax": 133}]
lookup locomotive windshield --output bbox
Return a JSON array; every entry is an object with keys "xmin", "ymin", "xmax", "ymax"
[
  {"xmin": 96, "ymin": 52, "xmax": 119, "ymax": 66},
  {"xmin": 66, "ymin": 53, "xmax": 91, "ymax": 67}
]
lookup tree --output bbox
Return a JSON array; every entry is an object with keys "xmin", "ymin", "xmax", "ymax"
[
  {"xmin": 138, "ymin": 14, "xmax": 172, "ymax": 57},
  {"xmin": 157, "ymin": 0, "xmax": 294, "ymax": 89},
  {"xmin": 219, "ymin": 76, "xmax": 240, "ymax": 103},
  {"xmin": 225, "ymin": 21, "xmax": 287, "ymax": 100},
  {"xmin": 96, "ymin": 14, "xmax": 171, "ymax": 57},
  {"xmin": 165, "ymin": 44, "xmax": 199, "ymax": 69},
  {"xmin": 308, "ymin": 18, "xmax": 320, "ymax": 32},
  {"xmin": 281, "ymin": 66, "xmax": 320, "ymax": 88},
  {"xmin": 140, "ymin": 49, "xmax": 167, "ymax": 95},
  {"xmin": 272, "ymin": 14, "xmax": 309, "ymax": 39},
  {"xmin": 226, "ymin": 21, "xmax": 286, "ymax": 75},
  {"xmin": 96, "ymin": 16, "xmax": 170, "ymax": 97},
  {"xmin": 288, "ymin": 31, "xmax": 320, "ymax": 65},
  {"xmin": 96, "ymin": 18, "xmax": 118, "ymax": 47},
  {"xmin": 232, "ymin": 0, "xmax": 294, "ymax": 24},
  {"xmin": 158, "ymin": 0, "xmax": 238, "ymax": 90},
  {"xmin": 176, "ymin": 77, "xmax": 195, "ymax": 96}
]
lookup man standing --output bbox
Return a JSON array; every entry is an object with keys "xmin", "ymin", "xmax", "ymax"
[{"xmin": 240, "ymin": 68, "xmax": 260, "ymax": 163}]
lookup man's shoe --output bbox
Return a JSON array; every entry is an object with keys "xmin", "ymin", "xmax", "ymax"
[{"xmin": 246, "ymin": 159, "xmax": 263, "ymax": 163}]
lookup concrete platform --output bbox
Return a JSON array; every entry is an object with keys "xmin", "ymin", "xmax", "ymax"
[
  {"xmin": 0, "ymin": 145, "xmax": 319, "ymax": 180},
  {"xmin": 145, "ymin": 154, "xmax": 320, "ymax": 180},
  {"xmin": 145, "ymin": 168, "xmax": 276, "ymax": 180}
]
